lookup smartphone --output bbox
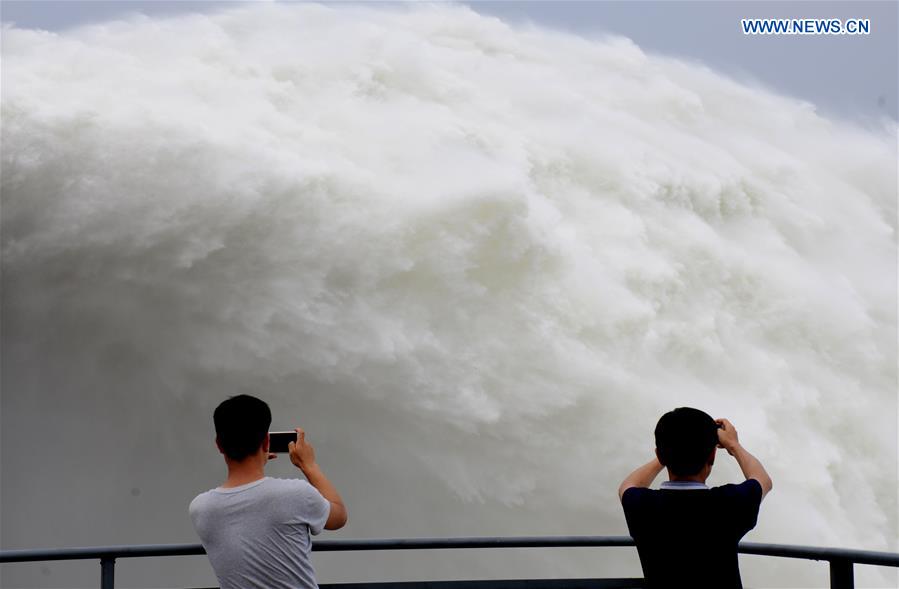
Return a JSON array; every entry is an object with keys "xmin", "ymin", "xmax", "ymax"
[{"xmin": 269, "ymin": 431, "xmax": 297, "ymax": 453}]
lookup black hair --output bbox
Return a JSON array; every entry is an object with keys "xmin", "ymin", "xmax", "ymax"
[
  {"xmin": 213, "ymin": 394, "xmax": 272, "ymax": 461},
  {"xmin": 654, "ymin": 407, "xmax": 719, "ymax": 476}
]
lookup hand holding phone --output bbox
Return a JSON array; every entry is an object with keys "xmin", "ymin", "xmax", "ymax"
[
  {"xmin": 715, "ymin": 419, "xmax": 740, "ymax": 455},
  {"xmin": 269, "ymin": 431, "xmax": 297, "ymax": 453},
  {"xmin": 288, "ymin": 428, "xmax": 317, "ymax": 472}
]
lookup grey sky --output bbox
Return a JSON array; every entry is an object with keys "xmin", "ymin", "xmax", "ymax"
[{"xmin": 1, "ymin": 1, "xmax": 897, "ymax": 124}]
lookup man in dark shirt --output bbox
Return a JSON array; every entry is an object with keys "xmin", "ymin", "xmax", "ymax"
[{"xmin": 619, "ymin": 407, "xmax": 773, "ymax": 589}]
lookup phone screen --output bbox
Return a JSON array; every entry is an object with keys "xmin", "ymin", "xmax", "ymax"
[{"xmin": 269, "ymin": 431, "xmax": 296, "ymax": 453}]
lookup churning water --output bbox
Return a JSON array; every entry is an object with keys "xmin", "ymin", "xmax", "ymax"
[{"xmin": 1, "ymin": 4, "xmax": 896, "ymax": 588}]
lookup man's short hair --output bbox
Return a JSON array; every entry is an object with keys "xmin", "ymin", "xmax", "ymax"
[
  {"xmin": 214, "ymin": 395, "xmax": 272, "ymax": 461},
  {"xmin": 655, "ymin": 407, "xmax": 719, "ymax": 476}
]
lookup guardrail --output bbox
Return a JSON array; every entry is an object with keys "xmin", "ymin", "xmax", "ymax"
[{"xmin": 2, "ymin": 536, "xmax": 898, "ymax": 589}]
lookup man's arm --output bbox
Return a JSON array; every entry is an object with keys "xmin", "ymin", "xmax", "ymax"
[
  {"xmin": 716, "ymin": 419, "xmax": 773, "ymax": 498},
  {"xmin": 289, "ymin": 428, "xmax": 348, "ymax": 530},
  {"xmin": 618, "ymin": 457, "xmax": 664, "ymax": 500}
]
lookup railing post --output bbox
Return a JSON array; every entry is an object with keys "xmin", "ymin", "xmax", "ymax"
[
  {"xmin": 829, "ymin": 558, "xmax": 854, "ymax": 589},
  {"xmin": 100, "ymin": 556, "xmax": 115, "ymax": 589}
]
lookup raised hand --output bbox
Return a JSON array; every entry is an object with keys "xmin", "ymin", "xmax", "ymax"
[
  {"xmin": 288, "ymin": 427, "xmax": 317, "ymax": 472},
  {"xmin": 716, "ymin": 418, "xmax": 740, "ymax": 455}
]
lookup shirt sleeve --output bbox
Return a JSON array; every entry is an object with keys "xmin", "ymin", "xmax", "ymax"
[
  {"xmin": 621, "ymin": 487, "xmax": 650, "ymax": 539},
  {"xmin": 621, "ymin": 486, "xmax": 645, "ymax": 507},
  {"xmin": 283, "ymin": 479, "xmax": 332, "ymax": 535},
  {"xmin": 303, "ymin": 481, "xmax": 332, "ymax": 535},
  {"xmin": 726, "ymin": 479, "xmax": 763, "ymax": 538},
  {"xmin": 187, "ymin": 494, "xmax": 204, "ymax": 538}
]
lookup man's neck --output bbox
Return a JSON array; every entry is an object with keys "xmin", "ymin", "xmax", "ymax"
[
  {"xmin": 222, "ymin": 455, "xmax": 266, "ymax": 488},
  {"xmin": 669, "ymin": 472, "xmax": 708, "ymax": 484},
  {"xmin": 670, "ymin": 476, "xmax": 705, "ymax": 483}
]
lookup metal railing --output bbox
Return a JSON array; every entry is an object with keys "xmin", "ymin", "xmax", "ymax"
[{"xmin": 2, "ymin": 536, "xmax": 898, "ymax": 589}]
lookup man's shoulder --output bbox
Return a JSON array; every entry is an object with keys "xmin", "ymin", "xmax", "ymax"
[
  {"xmin": 622, "ymin": 486, "xmax": 662, "ymax": 499},
  {"xmin": 621, "ymin": 486, "xmax": 660, "ymax": 510},
  {"xmin": 710, "ymin": 479, "xmax": 763, "ymax": 498},
  {"xmin": 188, "ymin": 488, "xmax": 218, "ymax": 519},
  {"xmin": 189, "ymin": 488, "xmax": 215, "ymax": 507},
  {"xmin": 263, "ymin": 477, "xmax": 315, "ymax": 493},
  {"xmin": 252, "ymin": 477, "xmax": 323, "ymax": 504},
  {"xmin": 188, "ymin": 478, "xmax": 316, "ymax": 516}
]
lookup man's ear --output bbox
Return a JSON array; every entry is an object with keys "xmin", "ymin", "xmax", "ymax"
[
  {"xmin": 262, "ymin": 433, "xmax": 270, "ymax": 454},
  {"xmin": 655, "ymin": 447, "xmax": 663, "ymax": 465},
  {"xmin": 215, "ymin": 437, "xmax": 224, "ymax": 455},
  {"xmin": 707, "ymin": 447, "xmax": 716, "ymax": 466}
]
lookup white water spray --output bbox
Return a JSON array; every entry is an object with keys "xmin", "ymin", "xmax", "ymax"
[{"xmin": 1, "ymin": 4, "xmax": 895, "ymax": 588}]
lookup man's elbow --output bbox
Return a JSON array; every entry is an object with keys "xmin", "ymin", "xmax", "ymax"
[
  {"xmin": 753, "ymin": 475, "xmax": 773, "ymax": 498},
  {"xmin": 324, "ymin": 504, "xmax": 348, "ymax": 530},
  {"xmin": 324, "ymin": 519, "xmax": 347, "ymax": 531}
]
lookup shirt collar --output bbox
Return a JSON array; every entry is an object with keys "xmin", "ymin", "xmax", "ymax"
[{"xmin": 660, "ymin": 480, "xmax": 708, "ymax": 490}]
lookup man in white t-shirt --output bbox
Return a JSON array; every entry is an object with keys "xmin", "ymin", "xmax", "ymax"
[{"xmin": 190, "ymin": 395, "xmax": 348, "ymax": 589}]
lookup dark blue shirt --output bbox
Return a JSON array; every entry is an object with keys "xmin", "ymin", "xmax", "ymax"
[{"xmin": 622, "ymin": 479, "xmax": 763, "ymax": 589}]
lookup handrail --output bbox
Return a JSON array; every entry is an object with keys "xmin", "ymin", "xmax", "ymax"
[
  {"xmin": 2, "ymin": 536, "xmax": 898, "ymax": 589},
  {"xmin": 0, "ymin": 536, "xmax": 637, "ymax": 562},
  {"xmin": 738, "ymin": 542, "xmax": 899, "ymax": 567},
  {"xmin": 3, "ymin": 536, "xmax": 898, "ymax": 564}
]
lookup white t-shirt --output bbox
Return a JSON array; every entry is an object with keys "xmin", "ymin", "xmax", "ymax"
[{"xmin": 189, "ymin": 477, "xmax": 331, "ymax": 589}]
